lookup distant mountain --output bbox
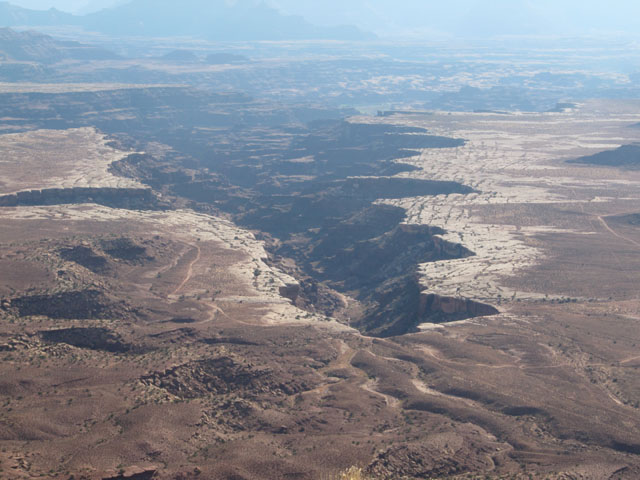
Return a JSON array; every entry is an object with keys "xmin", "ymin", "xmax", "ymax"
[
  {"xmin": 268, "ymin": 0, "xmax": 550, "ymax": 37},
  {"xmin": 0, "ymin": 27, "xmax": 118, "ymax": 62},
  {"xmin": 0, "ymin": 0, "xmax": 374, "ymax": 41},
  {"xmin": 268, "ymin": 0, "xmax": 640, "ymax": 38},
  {"xmin": 0, "ymin": 1, "xmax": 76, "ymax": 26}
]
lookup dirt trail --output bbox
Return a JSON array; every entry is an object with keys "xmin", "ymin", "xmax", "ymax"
[
  {"xmin": 598, "ymin": 215, "xmax": 640, "ymax": 249},
  {"xmin": 300, "ymin": 340, "xmax": 403, "ymax": 408},
  {"xmin": 417, "ymin": 344, "xmax": 617, "ymax": 372},
  {"xmin": 418, "ymin": 345, "xmax": 518, "ymax": 370},
  {"xmin": 294, "ymin": 341, "xmax": 358, "ymax": 401},
  {"xmin": 171, "ymin": 243, "xmax": 201, "ymax": 295},
  {"xmin": 620, "ymin": 355, "xmax": 640, "ymax": 365},
  {"xmin": 330, "ymin": 340, "xmax": 358, "ymax": 371},
  {"xmin": 361, "ymin": 377, "xmax": 401, "ymax": 408}
]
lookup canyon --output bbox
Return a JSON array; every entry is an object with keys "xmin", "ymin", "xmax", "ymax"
[{"xmin": 0, "ymin": 34, "xmax": 640, "ymax": 480}]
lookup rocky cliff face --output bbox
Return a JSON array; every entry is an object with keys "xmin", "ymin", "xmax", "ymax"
[
  {"xmin": 419, "ymin": 293, "xmax": 499, "ymax": 322},
  {"xmin": 0, "ymin": 187, "xmax": 166, "ymax": 210}
]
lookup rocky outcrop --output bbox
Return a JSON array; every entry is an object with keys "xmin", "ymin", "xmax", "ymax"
[
  {"xmin": 101, "ymin": 466, "xmax": 157, "ymax": 480},
  {"xmin": 6, "ymin": 290, "xmax": 129, "ymax": 320},
  {"xmin": 59, "ymin": 245, "xmax": 109, "ymax": 273},
  {"xmin": 365, "ymin": 441, "xmax": 494, "ymax": 479},
  {"xmin": 100, "ymin": 237, "xmax": 151, "ymax": 263},
  {"xmin": 278, "ymin": 283, "xmax": 300, "ymax": 303},
  {"xmin": 40, "ymin": 327, "xmax": 132, "ymax": 353},
  {"xmin": 141, "ymin": 356, "xmax": 306, "ymax": 400},
  {"xmin": 419, "ymin": 292, "xmax": 499, "ymax": 322}
]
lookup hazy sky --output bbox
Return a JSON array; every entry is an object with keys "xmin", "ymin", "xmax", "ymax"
[
  {"xmin": 5, "ymin": 0, "xmax": 123, "ymax": 14},
  {"xmin": 7, "ymin": 0, "xmax": 640, "ymax": 38},
  {"xmin": 268, "ymin": 0, "xmax": 640, "ymax": 38}
]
